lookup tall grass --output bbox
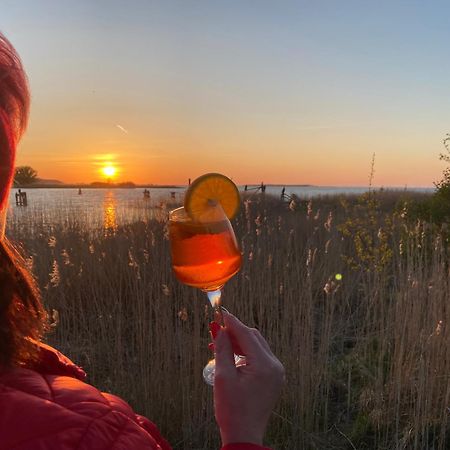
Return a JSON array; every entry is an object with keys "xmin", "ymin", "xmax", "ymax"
[{"xmin": 7, "ymin": 191, "xmax": 449, "ymax": 449}]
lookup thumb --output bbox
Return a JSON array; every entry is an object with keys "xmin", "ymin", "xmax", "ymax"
[{"xmin": 214, "ymin": 328, "xmax": 236, "ymax": 377}]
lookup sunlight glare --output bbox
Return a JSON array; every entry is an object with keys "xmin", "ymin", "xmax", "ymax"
[{"xmin": 101, "ymin": 165, "xmax": 117, "ymax": 178}]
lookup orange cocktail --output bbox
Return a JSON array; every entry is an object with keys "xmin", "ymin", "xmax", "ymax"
[
  {"xmin": 169, "ymin": 209, "xmax": 241, "ymax": 291},
  {"xmin": 168, "ymin": 173, "xmax": 244, "ymax": 385}
]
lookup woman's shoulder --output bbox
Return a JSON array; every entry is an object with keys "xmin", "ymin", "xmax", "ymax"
[{"xmin": 0, "ymin": 346, "xmax": 171, "ymax": 450}]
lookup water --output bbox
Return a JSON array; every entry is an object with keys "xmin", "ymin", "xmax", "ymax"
[
  {"xmin": 6, "ymin": 185, "xmax": 433, "ymax": 233},
  {"xmin": 6, "ymin": 187, "xmax": 181, "ymax": 235},
  {"xmin": 244, "ymin": 184, "xmax": 433, "ymax": 199}
]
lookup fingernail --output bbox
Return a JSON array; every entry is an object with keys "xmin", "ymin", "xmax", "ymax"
[{"xmin": 209, "ymin": 321, "xmax": 221, "ymax": 339}]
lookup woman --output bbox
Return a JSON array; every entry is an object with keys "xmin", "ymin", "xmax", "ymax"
[{"xmin": 0, "ymin": 32, "xmax": 284, "ymax": 450}]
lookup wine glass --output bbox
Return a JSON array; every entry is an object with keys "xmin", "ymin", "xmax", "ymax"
[{"xmin": 168, "ymin": 201, "xmax": 244, "ymax": 385}]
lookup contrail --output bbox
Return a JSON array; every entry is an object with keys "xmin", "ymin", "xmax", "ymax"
[{"xmin": 116, "ymin": 124, "xmax": 129, "ymax": 134}]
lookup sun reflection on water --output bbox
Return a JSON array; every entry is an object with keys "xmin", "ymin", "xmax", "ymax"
[{"xmin": 103, "ymin": 191, "xmax": 117, "ymax": 233}]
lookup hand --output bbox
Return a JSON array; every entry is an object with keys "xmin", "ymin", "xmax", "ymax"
[{"xmin": 213, "ymin": 311, "xmax": 285, "ymax": 446}]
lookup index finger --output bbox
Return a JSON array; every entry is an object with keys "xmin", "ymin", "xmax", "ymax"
[{"xmin": 222, "ymin": 311, "xmax": 268, "ymax": 365}]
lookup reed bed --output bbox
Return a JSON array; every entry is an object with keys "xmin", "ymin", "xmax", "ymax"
[{"xmin": 7, "ymin": 191, "xmax": 449, "ymax": 449}]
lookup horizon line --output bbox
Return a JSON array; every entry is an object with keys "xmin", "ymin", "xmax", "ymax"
[{"xmin": 17, "ymin": 182, "xmax": 436, "ymax": 189}]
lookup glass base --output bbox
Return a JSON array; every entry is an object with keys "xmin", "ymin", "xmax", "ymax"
[{"xmin": 203, "ymin": 355, "xmax": 247, "ymax": 386}]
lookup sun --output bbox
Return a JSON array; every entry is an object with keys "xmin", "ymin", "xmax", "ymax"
[{"xmin": 101, "ymin": 165, "xmax": 117, "ymax": 179}]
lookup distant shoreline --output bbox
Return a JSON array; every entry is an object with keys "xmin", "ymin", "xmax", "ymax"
[
  {"xmin": 13, "ymin": 183, "xmax": 316, "ymax": 189},
  {"xmin": 14, "ymin": 184, "xmax": 182, "ymax": 189},
  {"xmin": 13, "ymin": 183, "xmax": 434, "ymax": 190}
]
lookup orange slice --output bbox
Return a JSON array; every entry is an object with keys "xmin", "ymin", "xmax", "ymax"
[{"xmin": 184, "ymin": 173, "xmax": 240, "ymax": 221}]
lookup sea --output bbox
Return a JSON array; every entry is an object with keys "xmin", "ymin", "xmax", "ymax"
[{"xmin": 6, "ymin": 185, "xmax": 434, "ymax": 233}]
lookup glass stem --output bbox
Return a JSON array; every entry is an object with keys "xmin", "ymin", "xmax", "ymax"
[{"xmin": 207, "ymin": 289, "xmax": 223, "ymax": 326}]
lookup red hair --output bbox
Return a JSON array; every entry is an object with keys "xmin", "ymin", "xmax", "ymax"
[
  {"xmin": 0, "ymin": 32, "xmax": 29, "ymax": 209},
  {"xmin": 0, "ymin": 33, "xmax": 46, "ymax": 368}
]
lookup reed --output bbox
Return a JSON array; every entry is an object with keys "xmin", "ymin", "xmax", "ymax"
[{"xmin": 7, "ymin": 191, "xmax": 449, "ymax": 449}]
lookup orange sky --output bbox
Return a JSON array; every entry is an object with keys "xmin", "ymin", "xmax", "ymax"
[
  {"xmin": 6, "ymin": 1, "xmax": 449, "ymax": 187},
  {"xmin": 17, "ymin": 112, "xmax": 444, "ymax": 186}
]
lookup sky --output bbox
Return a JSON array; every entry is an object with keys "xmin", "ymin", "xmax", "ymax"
[{"xmin": 2, "ymin": 0, "xmax": 450, "ymax": 186}]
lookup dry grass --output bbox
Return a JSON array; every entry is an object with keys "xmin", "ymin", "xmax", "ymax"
[{"xmin": 7, "ymin": 191, "xmax": 449, "ymax": 449}]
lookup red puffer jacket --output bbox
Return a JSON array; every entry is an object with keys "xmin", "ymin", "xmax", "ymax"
[{"xmin": 0, "ymin": 343, "xmax": 270, "ymax": 450}]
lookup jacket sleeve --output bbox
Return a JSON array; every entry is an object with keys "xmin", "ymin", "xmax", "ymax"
[
  {"xmin": 221, "ymin": 444, "xmax": 272, "ymax": 450},
  {"xmin": 135, "ymin": 414, "xmax": 172, "ymax": 450}
]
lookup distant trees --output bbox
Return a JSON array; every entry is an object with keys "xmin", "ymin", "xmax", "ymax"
[
  {"xmin": 428, "ymin": 169, "xmax": 450, "ymax": 223},
  {"xmin": 409, "ymin": 135, "xmax": 450, "ymax": 224},
  {"xmin": 14, "ymin": 166, "xmax": 38, "ymax": 186},
  {"xmin": 429, "ymin": 134, "xmax": 450, "ymax": 223},
  {"xmin": 90, "ymin": 181, "xmax": 136, "ymax": 188}
]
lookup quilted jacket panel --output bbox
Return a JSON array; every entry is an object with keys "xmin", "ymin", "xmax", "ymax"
[
  {"xmin": 0, "ymin": 343, "xmax": 269, "ymax": 450},
  {"xmin": 0, "ymin": 344, "xmax": 170, "ymax": 450}
]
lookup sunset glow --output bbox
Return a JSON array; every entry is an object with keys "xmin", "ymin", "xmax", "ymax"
[
  {"xmin": 101, "ymin": 165, "xmax": 117, "ymax": 179},
  {"xmin": 4, "ymin": 2, "xmax": 450, "ymax": 187}
]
